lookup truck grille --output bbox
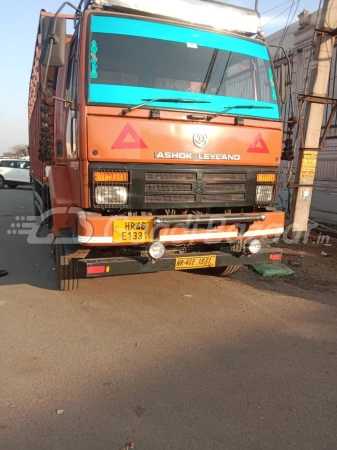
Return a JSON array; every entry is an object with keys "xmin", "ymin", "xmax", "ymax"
[
  {"xmin": 145, "ymin": 195, "xmax": 196, "ymax": 203},
  {"xmin": 90, "ymin": 164, "xmax": 256, "ymax": 210},
  {"xmin": 201, "ymin": 194, "xmax": 245, "ymax": 202},
  {"xmin": 202, "ymin": 173, "xmax": 246, "ymax": 181},
  {"xmin": 145, "ymin": 184, "xmax": 193, "ymax": 192},
  {"xmin": 145, "ymin": 172, "xmax": 197, "ymax": 181},
  {"xmin": 205, "ymin": 183, "xmax": 246, "ymax": 192},
  {"xmin": 144, "ymin": 171, "xmax": 247, "ymax": 205}
]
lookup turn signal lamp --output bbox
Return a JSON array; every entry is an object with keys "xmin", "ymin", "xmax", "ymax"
[
  {"xmin": 94, "ymin": 172, "xmax": 129, "ymax": 183},
  {"xmin": 257, "ymin": 173, "xmax": 277, "ymax": 183}
]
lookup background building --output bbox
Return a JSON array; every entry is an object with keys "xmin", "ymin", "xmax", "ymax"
[{"xmin": 267, "ymin": 10, "xmax": 337, "ymax": 223}]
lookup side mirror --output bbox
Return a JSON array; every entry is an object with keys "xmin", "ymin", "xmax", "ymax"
[
  {"xmin": 41, "ymin": 16, "xmax": 66, "ymax": 68},
  {"xmin": 280, "ymin": 63, "xmax": 288, "ymax": 104}
]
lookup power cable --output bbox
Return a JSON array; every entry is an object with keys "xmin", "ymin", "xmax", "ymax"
[
  {"xmin": 268, "ymin": 30, "xmax": 296, "ymax": 43},
  {"xmin": 303, "ymin": 2, "xmax": 323, "ymax": 93},
  {"xmin": 274, "ymin": 0, "xmax": 300, "ymax": 59},
  {"xmin": 261, "ymin": 0, "xmax": 295, "ymax": 16},
  {"xmin": 279, "ymin": 1, "xmax": 301, "ymax": 48},
  {"xmin": 261, "ymin": 4, "xmax": 298, "ymax": 29}
]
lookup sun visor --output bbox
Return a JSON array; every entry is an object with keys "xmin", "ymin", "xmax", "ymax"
[{"xmin": 98, "ymin": 0, "xmax": 261, "ymax": 36}]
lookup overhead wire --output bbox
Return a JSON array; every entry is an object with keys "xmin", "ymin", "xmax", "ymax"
[
  {"xmin": 268, "ymin": 30, "xmax": 296, "ymax": 43},
  {"xmin": 275, "ymin": 0, "xmax": 301, "ymax": 59},
  {"xmin": 261, "ymin": 3, "xmax": 298, "ymax": 29},
  {"xmin": 261, "ymin": 0, "xmax": 295, "ymax": 16},
  {"xmin": 280, "ymin": 1, "xmax": 301, "ymax": 47},
  {"xmin": 303, "ymin": 0, "xmax": 324, "ymax": 93}
]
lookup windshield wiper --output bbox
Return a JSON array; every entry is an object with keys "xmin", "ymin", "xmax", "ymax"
[
  {"xmin": 122, "ymin": 98, "xmax": 211, "ymax": 115},
  {"xmin": 207, "ymin": 105, "xmax": 274, "ymax": 121}
]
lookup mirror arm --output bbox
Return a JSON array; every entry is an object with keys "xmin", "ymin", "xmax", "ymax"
[
  {"xmin": 40, "ymin": 85, "xmax": 72, "ymax": 106},
  {"xmin": 42, "ymin": 1, "xmax": 82, "ymax": 90},
  {"xmin": 48, "ymin": 34, "xmax": 59, "ymax": 45},
  {"xmin": 54, "ymin": 96, "xmax": 72, "ymax": 105}
]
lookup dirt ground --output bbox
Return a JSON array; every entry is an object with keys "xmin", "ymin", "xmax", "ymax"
[
  {"xmin": 272, "ymin": 232, "xmax": 337, "ymax": 296},
  {"xmin": 1, "ymin": 189, "xmax": 337, "ymax": 450}
]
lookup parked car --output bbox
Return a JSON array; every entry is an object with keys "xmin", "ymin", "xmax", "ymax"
[{"xmin": 0, "ymin": 159, "xmax": 31, "ymax": 189}]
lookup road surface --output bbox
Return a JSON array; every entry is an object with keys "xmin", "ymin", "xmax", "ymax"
[{"xmin": 0, "ymin": 187, "xmax": 337, "ymax": 450}]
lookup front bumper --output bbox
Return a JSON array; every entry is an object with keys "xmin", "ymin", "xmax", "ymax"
[
  {"xmin": 77, "ymin": 248, "xmax": 282, "ymax": 278},
  {"xmin": 76, "ymin": 211, "xmax": 285, "ymax": 246}
]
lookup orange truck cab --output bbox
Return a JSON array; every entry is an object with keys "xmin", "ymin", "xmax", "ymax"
[{"xmin": 29, "ymin": 0, "xmax": 285, "ymax": 290}]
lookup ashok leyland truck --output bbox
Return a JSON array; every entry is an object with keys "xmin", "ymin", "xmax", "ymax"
[{"xmin": 29, "ymin": 0, "xmax": 285, "ymax": 290}]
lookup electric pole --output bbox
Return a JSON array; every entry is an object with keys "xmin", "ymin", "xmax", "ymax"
[{"xmin": 290, "ymin": 0, "xmax": 337, "ymax": 236}]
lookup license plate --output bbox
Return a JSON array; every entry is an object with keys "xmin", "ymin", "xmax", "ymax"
[
  {"xmin": 175, "ymin": 255, "xmax": 217, "ymax": 270},
  {"xmin": 113, "ymin": 219, "xmax": 153, "ymax": 243}
]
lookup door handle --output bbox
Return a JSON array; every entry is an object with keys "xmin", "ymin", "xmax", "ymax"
[{"xmin": 70, "ymin": 116, "xmax": 76, "ymax": 155}]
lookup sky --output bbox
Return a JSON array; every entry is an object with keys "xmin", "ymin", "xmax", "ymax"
[{"xmin": 0, "ymin": 0, "xmax": 320, "ymax": 154}]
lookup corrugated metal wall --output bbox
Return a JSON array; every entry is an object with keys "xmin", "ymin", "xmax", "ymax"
[{"xmin": 273, "ymin": 43, "xmax": 337, "ymax": 223}]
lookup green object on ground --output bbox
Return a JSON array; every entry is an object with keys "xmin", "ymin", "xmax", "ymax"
[{"xmin": 251, "ymin": 263, "xmax": 295, "ymax": 277}]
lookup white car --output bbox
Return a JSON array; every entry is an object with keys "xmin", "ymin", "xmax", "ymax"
[{"xmin": 0, "ymin": 159, "xmax": 31, "ymax": 189}]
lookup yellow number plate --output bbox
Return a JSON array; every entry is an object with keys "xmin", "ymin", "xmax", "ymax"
[
  {"xmin": 113, "ymin": 219, "xmax": 153, "ymax": 243},
  {"xmin": 175, "ymin": 255, "xmax": 217, "ymax": 270}
]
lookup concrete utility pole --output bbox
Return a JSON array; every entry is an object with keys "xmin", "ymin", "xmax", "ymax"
[{"xmin": 290, "ymin": 0, "xmax": 337, "ymax": 236}]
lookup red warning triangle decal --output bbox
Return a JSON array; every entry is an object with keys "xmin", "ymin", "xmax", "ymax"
[
  {"xmin": 247, "ymin": 133, "xmax": 269, "ymax": 154},
  {"xmin": 112, "ymin": 123, "xmax": 148, "ymax": 150}
]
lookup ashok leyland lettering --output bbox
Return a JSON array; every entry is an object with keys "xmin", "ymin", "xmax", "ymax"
[{"xmin": 29, "ymin": 0, "xmax": 285, "ymax": 290}]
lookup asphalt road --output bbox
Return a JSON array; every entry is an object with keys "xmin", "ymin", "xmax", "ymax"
[{"xmin": 1, "ymin": 187, "xmax": 337, "ymax": 450}]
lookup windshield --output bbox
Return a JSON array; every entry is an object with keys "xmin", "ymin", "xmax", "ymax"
[{"xmin": 87, "ymin": 15, "xmax": 280, "ymax": 120}]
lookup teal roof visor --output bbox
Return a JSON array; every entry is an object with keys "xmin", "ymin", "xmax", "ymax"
[{"xmin": 91, "ymin": 16, "xmax": 270, "ymax": 61}]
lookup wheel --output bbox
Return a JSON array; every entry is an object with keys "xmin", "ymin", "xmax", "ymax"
[
  {"xmin": 208, "ymin": 265, "xmax": 241, "ymax": 277},
  {"xmin": 55, "ymin": 243, "xmax": 80, "ymax": 291},
  {"xmin": 0, "ymin": 176, "xmax": 5, "ymax": 189},
  {"xmin": 7, "ymin": 183, "xmax": 18, "ymax": 189}
]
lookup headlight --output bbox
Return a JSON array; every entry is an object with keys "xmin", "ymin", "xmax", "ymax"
[
  {"xmin": 95, "ymin": 186, "xmax": 128, "ymax": 205},
  {"xmin": 248, "ymin": 239, "xmax": 262, "ymax": 254},
  {"xmin": 148, "ymin": 241, "xmax": 165, "ymax": 260},
  {"xmin": 256, "ymin": 185, "xmax": 274, "ymax": 205}
]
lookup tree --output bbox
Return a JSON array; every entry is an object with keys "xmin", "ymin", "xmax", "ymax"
[{"xmin": 2, "ymin": 145, "xmax": 29, "ymax": 158}]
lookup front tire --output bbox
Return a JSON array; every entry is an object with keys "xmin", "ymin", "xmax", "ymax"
[
  {"xmin": 208, "ymin": 265, "xmax": 241, "ymax": 277},
  {"xmin": 0, "ymin": 176, "xmax": 5, "ymax": 189},
  {"xmin": 55, "ymin": 243, "xmax": 80, "ymax": 291},
  {"xmin": 7, "ymin": 183, "xmax": 18, "ymax": 189}
]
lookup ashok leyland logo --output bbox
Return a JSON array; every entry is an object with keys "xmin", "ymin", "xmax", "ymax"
[
  {"xmin": 194, "ymin": 181, "xmax": 205, "ymax": 194},
  {"xmin": 193, "ymin": 132, "xmax": 208, "ymax": 148}
]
